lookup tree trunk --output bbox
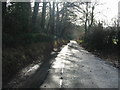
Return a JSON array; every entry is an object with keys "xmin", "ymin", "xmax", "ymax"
[
  {"xmin": 31, "ymin": 2, "xmax": 39, "ymax": 31},
  {"xmin": 2, "ymin": 2, "xmax": 6, "ymax": 31},
  {"xmin": 56, "ymin": 2, "xmax": 60, "ymax": 37},
  {"xmin": 2, "ymin": 2, "xmax": 6, "ymax": 17},
  {"xmin": 41, "ymin": 2, "xmax": 47, "ymax": 30},
  {"xmin": 88, "ymin": 6, "xmax": 94, "ymax": 31},
  {"xmin": 50, "ymin": 2, "xmax": 55, "ymax": 35},
  {"xmin": 84, "ymin": 2, "xmax": 89, "ymax": 41}
]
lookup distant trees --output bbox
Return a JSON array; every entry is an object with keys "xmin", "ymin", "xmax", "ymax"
[
  {"xmin": 55, "ymin": 2, "xmax": 77, "ymax": 39},
  {"xmin": 31, "ymin": 1, "xmax": 76, "ymax": 39},
  {"xmin": 2, "ymin": 1, "xmax": 120, "ymax": 49},
  {"xmin": 2, "ymin": 1, "xmax": 78, "ymax": 47},
  {"xmin": 68, "ymin": 1, "xmax": 120, "ymax": 50},
  {"xmin": 72, "ymin": 1, "xmax": 99, "ymax": 41},
  {"xmin": 83, "ymin": 21, "xmax": 120, "ymax": 50}
]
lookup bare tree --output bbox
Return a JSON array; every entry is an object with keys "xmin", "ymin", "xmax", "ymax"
[
  {"xmin": 72, "ymin": 1, "xmax": 100, "ymax": 40},
  {"xmin": 50, "ymin": 2, "xmax": 55, "ymax": 35},
  {"xmin": 2, "ymin": 2, "xmax": 7, "ymax": 31},
  {"xmin": 32, "ymin": 2, "xmax": 40, "ymax": 31},
  {"xmin": 41, "ymin": 2, "xmax": 47, "ymax": 30}
]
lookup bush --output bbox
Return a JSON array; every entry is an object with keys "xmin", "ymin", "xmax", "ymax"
[
  {"xmin": 86, "ymin": 23, "xmax": 106, "ymax": 50},
  {"xmin": 117, "ymin": 29, "xmax": 120, "ymax": 48},
  {"xmin": 3, "ymin": 32, "xmax": 53, "ymax": 47},
  {"xmin": 85, "ymin": 23, "xmax": 117, "ymax": 50},
  {"xmin": 54, "ymin": 39, "xmax": 69, "ymax": 49}
]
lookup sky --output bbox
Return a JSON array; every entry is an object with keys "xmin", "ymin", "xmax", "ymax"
[{"xmin": 94, "ymin": 0, "xmax": 120, "ymax": 25}]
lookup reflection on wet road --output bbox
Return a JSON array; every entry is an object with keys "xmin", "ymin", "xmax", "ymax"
[{"xmin": 40, "ymin": 40, "xmax": 118, "ymax": 88}]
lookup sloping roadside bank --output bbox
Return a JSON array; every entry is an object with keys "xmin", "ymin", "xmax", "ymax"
[
  {"xmin": 3, "ymin": 40, "xmax": 69, "ymax": 88},
  {"xmin": 3, "ymin": 42, "xmax": 53, "ymax": 88}
]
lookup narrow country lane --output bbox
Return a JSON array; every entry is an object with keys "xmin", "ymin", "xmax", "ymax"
[{"xmin": 40, "ymin": 40, "xmax": 118, "ymax": 88}]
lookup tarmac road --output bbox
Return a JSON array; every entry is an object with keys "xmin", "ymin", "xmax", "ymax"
[{"xmin": 40, "ymin": 40, "xmax": 118, "ymax": 88}]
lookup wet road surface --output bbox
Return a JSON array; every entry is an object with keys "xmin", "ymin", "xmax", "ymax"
[{"xmin": 40, "ymin": 40, "xmax": 118, "ymax": 88}]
